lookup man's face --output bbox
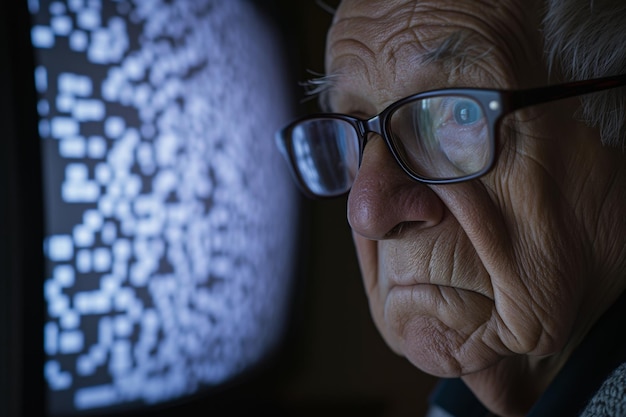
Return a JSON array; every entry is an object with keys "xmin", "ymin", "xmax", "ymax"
[{"xmin": 326, "ymin": 0, "xmax": 610, "ymax": 378}]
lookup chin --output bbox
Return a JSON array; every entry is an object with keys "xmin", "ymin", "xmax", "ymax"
[
  {"xmin": 390, "ymin": 314, "xmax": 504, "ymax": 378},
  {"xmin": 381, "ymin": 283, "xmax": 502, "ymax": 377}
]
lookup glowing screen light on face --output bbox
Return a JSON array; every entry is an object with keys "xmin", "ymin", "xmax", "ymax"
[{"xmin": 29, "ymin": 0, "xmax": 300, "ymax": 414}]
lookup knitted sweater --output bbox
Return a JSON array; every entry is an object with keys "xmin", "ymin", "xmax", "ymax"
[
  {"xmin": 427, "ymin": 363, "xmax": 626, "ymax": 417},
  {"xmin": 580, "ymin": 362, "xmax": 626, "ymax": 417}
]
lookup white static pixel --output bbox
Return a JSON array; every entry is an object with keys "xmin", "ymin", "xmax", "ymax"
[{"xmin": 34, "ymin": 0, "xmax": 298, "ymax": 413}]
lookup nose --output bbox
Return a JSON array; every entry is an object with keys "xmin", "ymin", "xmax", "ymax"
[{"xmin": 347, "ymin": 135, "xmax": 445, "ymax": 240}]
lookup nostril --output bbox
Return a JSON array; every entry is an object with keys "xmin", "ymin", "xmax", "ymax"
[
  {"xmin": 384, "ymin": 222, "xmax": 409, "ymax": 239},
  {"xmin": 384, "ymin": 222, "xmax": 405, "ymax": 239},
  {"xmin": 386, "ymin": 219, "xmax": 442, "ymax": 238}
]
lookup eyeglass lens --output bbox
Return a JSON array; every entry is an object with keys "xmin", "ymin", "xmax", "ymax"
[
  {"xmin": 388, "ymin": 95, "xmax": 491, "ymax": 181},
  {"xmin": 291, "ymin": 118, "xmax": 360, "ymax": 196}
]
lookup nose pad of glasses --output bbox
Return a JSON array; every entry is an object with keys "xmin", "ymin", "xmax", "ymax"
[
  {"xmin": 358, "ymin": 132, "xmax": 403, "ymax": 176},
  {"xmin": 361, "ymin": 113, "xmax": 403, "ymax": 167}
]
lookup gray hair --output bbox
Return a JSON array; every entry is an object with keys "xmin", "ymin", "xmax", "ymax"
[{"xmin": 543, "ymin": 0, "xmax": 626, "ymax": 146}]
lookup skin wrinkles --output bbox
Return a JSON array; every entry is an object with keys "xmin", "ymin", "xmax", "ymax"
[
  {"xmin": 475, "ymin": 162, "xmax": 579, "ymax": 354},
  {"xmin": 386, "ymin": 223, "xmax": 464, "ymax": 287},
  {"xmin": 478, "ymin": 115, "xmax": 586, "ymax": 336},
  {"xmin": 452, "ymin": 297, "xmax": 503, "ymax": 364},
  {"xmin": 326, "ymin": 2, "xmax": 536, "ymax": 104},
  {"xmin": 327, "ymin": 1, "xmax": 626, "ymax": 415},
  {"xmin": 390, "ymin": 280, "xmax": 506, "ymax": 374},
  {"xmin": 319, "ymin": 0, "xmax": 542, "ymax": 112},
  {"xmin": 436, "ymin": 120, "xmax": 584, "ymax": 358},
  {"xmin": 422, "ymin": 232, "xmax": 530, "ymax": 360},
  {"xmin": 378, "ymin": 202, "xmax": 516, "ymax": 358}
]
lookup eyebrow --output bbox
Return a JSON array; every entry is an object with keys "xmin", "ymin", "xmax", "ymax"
[
  {"xmin": 422, "ymin": 31, "xmax": 467, "ymax": 64},
  {"xmin": 422, "ymin": 30, "xmax": 493, "ymax": 74},
  {"xmin": 303, "ymin": 30, "xmax": 491, "ymax": 112},
  {"xmin": 299, "ymin": 70, "xmax": 340, "ymax": 112}
]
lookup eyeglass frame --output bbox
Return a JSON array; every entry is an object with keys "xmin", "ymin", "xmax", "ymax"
[{"xmin": 276, "ymin": 74, "xmax": 626, "ymax": 198}]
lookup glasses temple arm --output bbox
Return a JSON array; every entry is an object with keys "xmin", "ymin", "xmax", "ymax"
[{"xmin": 508, "ymin": 73, "xmax": 626, "ymax": 111}]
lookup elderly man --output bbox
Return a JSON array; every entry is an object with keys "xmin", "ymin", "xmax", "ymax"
[{"xmin": 277, "ymin": 1, "xmax": 626, "ymax": 416}]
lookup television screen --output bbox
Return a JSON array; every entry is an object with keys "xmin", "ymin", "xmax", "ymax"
[{"xmin": 1, "ymin": 0, "xmax": 302, "ymax": 415}]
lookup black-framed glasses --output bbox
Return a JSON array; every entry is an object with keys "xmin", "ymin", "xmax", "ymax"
[{"xmin": 275, "ymin": 74, "xmax": 626, "ymax": 198}]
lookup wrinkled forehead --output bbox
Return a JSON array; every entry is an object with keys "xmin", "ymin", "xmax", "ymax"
[
  {"xmin": 325, "ymin": 0, "xmax": 540, "ymax": 107},
  {"xmin": 327, "ymin": 0, "xmax": 462, "ymax": 65}
]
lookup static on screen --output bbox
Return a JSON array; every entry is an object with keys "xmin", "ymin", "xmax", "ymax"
[{"xmin": 31, "ymin": 0, "xmax": 299, "ymax": 414}]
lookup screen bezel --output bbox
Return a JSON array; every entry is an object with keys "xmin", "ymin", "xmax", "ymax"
[{"xmin": 0, "ymin": 1, "xmax": 46, "ymax": 416}]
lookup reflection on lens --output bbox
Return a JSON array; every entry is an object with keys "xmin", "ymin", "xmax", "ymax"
[
  {"xmin": 453, "ymin": 99, "xmax": 481, "ymax": 125},
  {"xmin": 389, "ymin": 95, "xmax": 491, "ymax": 180},
  {"xmin": 292, "ymin": 118, "xmax": 359, "ymax": 196}
]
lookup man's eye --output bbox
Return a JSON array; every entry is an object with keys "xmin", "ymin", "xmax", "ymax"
[{"xmin": 453, "ymin": 99, "xmax": 481, "ymax": 125}]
